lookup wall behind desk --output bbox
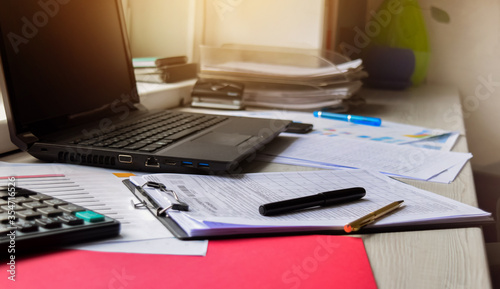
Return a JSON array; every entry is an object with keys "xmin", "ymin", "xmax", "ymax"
[{"xmin": 361, "ymin": 0, "xmax": 500, "ymax": 176}]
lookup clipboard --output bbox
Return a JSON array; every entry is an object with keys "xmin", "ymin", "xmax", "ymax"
[
  {"xmin": 122, "ymin": 177, "xmax": 494, "ymax": 240},
  {"xmin": 122, "ymin": 179, "xmax": 340, "ymax": 240},
  {"xmin": 123, "ymin": 179, "xmax": 193, "ymax": 239},
  {"xmin": 122, "ymin": 178, "xmax": 355, "ymax": 240}
]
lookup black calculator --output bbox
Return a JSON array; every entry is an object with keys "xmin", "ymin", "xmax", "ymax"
[{"xmin": 0, "ymin": 187, "xmax": 120, "ymax": 256}]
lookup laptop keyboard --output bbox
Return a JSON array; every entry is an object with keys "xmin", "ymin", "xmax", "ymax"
[{"xmin": 73, "ymin": 111, "xmax": 228, "ymax": 152}]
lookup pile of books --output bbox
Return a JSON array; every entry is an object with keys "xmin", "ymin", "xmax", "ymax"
[
  {"xmin": 133, "ymin": 56, "xmax": 198, "ymax": 83},
  {"xmin": 198, "ymin": 45, "xmax": 367, "ymax": 110}
]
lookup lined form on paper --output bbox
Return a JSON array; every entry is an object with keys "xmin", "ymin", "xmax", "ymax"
[{"xmin": 130, "ymin": 169, "xmax": 490, "ymax": 238}]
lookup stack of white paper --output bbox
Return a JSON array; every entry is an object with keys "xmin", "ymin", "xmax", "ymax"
[
  {"xmin": 191, "ymin": 109, "xmax": 466, "ymax": 183},
  {"xmin": 260, "ymin": 135, "xmax": 471, "ymax": 183},
  {"xmin": 199, "ymin": 45, "xmax": 367, "ymax": 110}
]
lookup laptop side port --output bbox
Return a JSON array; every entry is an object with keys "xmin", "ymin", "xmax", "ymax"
[
  {"xmin": 198, "ymin": 163, "xmax": 210, "ymax": 169},
  {"xmin": 181, "ymin": 161, "xmax": 194, "ymax": 168},
  {"xmin": 145, "ymin": 157, "xmax": 160, "ymax": 167},
  {"xmin": 118, "ymin": 154, "xmax": 133, "ymax": 164}
]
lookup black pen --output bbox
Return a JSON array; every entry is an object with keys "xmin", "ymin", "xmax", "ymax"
[{"xmin": 259, "ymin": 187, "xmax": 366, "ymax": 216}]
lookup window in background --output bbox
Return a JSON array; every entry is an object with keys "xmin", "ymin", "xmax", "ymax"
[
  {"xmin": 125, "ymin": 0, "xmax": 196, "ymax": 60},
  {"xmin": 202, "ymin": 0, "xmax": 326, "ymax": 50},
  {"xmin": 0, "ymin": 96, "xmax": 16, "ymax": 153}
]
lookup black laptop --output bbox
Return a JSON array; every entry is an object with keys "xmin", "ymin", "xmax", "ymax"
[{"xmin": 0, "ymin": 0, "xmax": 290, "ymax": 174}]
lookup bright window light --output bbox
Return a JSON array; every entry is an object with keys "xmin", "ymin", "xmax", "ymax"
[{"xmin": 0, "ymin": 97, "xmax": 6, "ymax": 121}]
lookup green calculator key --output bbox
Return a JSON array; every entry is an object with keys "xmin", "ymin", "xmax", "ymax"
[{"xmin": 75, "ymin": 211, "xmax": 105, "ymax": 222}]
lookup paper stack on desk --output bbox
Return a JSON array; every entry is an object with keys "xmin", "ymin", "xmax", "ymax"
[
  {"xmin": 198, "ymin": 45, "xmax": 367, "ymax": 110},
  {"xmin": 129, "ymin": 170, "xmax": 491, "ymax": 239},
  {"xmin": 256, "ymin": 110, "xmax": 468, "ymax": 183},
  {"xmin": 261, "ymin": 135, "xmax": 471, "ymax": 183},
  {"xmin": 242, "ymin": 79, "xmax": 364, "ymax": 110},
  {"xmin": 187, "ymin": 109, "xmax": 466, "ymax": 183}
]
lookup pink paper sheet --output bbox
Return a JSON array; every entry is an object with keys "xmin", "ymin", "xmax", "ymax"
[{"xmin": 1, "ymin": 235, "xmax": 377, "ymax": 289}]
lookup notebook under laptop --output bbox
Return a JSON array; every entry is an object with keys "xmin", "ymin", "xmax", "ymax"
[{"xmin": 0, "ymin": 0, "xmax": 290, "ymax": 174}]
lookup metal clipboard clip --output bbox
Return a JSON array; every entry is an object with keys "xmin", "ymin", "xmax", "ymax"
[{"xmin": 131, "ymin": 181, "xmax": 189, "ymax": 217}]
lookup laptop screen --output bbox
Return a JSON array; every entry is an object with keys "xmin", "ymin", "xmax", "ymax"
[{"xmin": 0, "ymin": 0, "xmax": 138, "ymax": 132}]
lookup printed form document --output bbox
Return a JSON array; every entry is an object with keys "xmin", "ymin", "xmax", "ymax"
[{"xmin": 130, "ymin": 170, "xmax": 491, "ymax": 238}]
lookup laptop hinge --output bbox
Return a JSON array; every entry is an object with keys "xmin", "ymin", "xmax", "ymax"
[{"xmin": 15, "ymin": 132, "xmax": 39, "ymax": 151}]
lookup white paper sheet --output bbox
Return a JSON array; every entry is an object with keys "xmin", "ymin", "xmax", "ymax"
[
  {"xmin": 0, "ymin": 162, "xmax": 208, "ymax": 255},
  {"xmin": 262, "ymin": 135, "xmax": 471, "ymax": 182},
  {"xmin": 255, "ymin": 154, "xmax": 468, "ymax": 184},
  {"xmin": 204, "ymin": 59, "xmax": 363, "ymax": 77}
]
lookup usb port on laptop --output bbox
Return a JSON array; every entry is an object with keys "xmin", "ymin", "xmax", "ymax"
[{"xmin": 198, "ymin": 163, "xmax": 210, "ymax": 168}]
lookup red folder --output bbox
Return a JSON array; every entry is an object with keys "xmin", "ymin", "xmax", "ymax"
[{"xmin": 1, "ymin": 235, "xmax": 376, "ymax": 289}]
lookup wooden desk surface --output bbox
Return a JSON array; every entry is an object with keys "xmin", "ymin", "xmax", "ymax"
[
  {"xmin": 244, "ymin": 84, "xmax": 491, "ymax": 289},
  {"xmin": 0, "ymin": 84, "xmax": 491, "ymax": 289}
]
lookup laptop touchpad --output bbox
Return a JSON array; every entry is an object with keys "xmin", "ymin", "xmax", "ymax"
[{"xmin": 195, "ymin": 132, "xmax": 252, "ymax": 146}]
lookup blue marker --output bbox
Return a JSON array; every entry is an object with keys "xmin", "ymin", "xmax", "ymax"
[{"xmin": 313, "ymin": 111, "xmax": 381, "ymax": 126}]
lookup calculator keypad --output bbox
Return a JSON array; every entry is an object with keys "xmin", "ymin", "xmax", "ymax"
[{"xmin": 0, "ymin": 187, "xmax": 120, "ymax": 255}]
